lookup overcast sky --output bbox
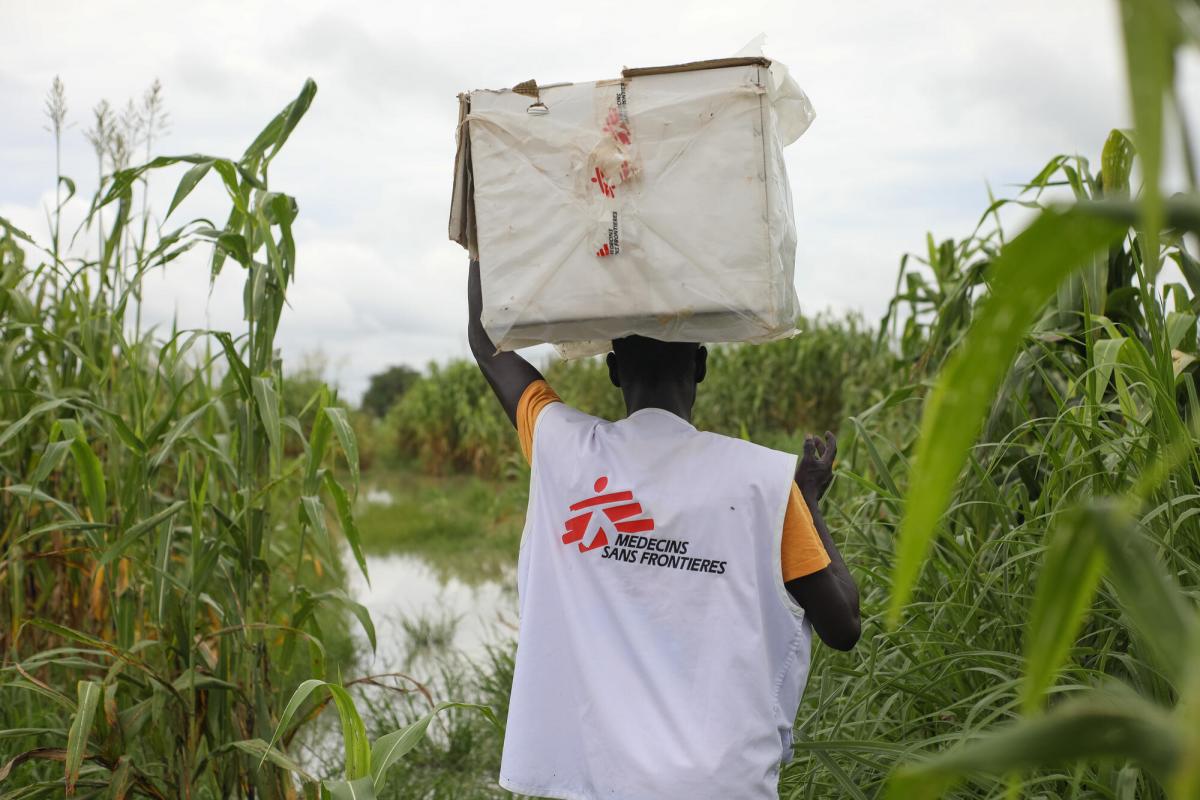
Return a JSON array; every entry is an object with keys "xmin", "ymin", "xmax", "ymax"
[{"xmin": 3, "ymin": 1, "xmax": 1198, "ymax": 402}]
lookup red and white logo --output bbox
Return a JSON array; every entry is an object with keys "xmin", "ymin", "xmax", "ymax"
[
  {"xmin": 596, "ymin": 211, "xmax": 620, "ymax": 258},
  {"xmin": 603, "ymin": 104, "xmax": 632, "ymax": 146},
  {"xmin": 561, "ymin": 476, "xmax": 655, "ymax": 553},
  {"xmin": 590, "ymin": 166, "xmax": 616, "ymax": 199}
]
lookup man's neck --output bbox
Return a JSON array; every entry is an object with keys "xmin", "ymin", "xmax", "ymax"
[{"xmin": 622, "ymin": 388, "xmax": 694, "ymax": 423}]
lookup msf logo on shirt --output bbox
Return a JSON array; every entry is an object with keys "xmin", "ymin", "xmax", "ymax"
[{"xmin": 561, "ymin": 476, "xmax": 655, "ymax": 554}]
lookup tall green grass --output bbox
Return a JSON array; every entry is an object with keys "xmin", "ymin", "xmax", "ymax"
[
  {"xmin": 869, "ymin": 1, "xmax": 1200, "ymax": 794},
  {"xmin": 777, "ymin": 134, "xmax": 1200, "ymax": 796},
  {"xmin": 0, "ymin": 79, "xmax": 465, "ymax": 798}
]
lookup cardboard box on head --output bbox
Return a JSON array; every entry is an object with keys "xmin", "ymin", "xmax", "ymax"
[{"xmin": 450, "ymin": 53, "xmax": 815, "ymax": 357}]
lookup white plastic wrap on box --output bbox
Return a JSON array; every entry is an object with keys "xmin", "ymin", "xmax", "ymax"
[{"xmin": 452, "ymin": 56, "xmax": 814, "ymax": 355}]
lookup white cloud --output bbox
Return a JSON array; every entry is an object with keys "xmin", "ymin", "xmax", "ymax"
[{"xmin": 2, "ymin": 0, "xmax": 1198, "ymax": 401}]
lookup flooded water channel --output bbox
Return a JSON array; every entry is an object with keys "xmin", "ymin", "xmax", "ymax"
[
  {"xmin": 346, "ymin": 551, "xmax": 517, "ymax": 669},
  {"xmin": 345, "ymin": 479, "xmax": 522, "ymax": 672},
  {"xmin": 299, "ymin": 480, "xmax": 522, "ymax": 788}
]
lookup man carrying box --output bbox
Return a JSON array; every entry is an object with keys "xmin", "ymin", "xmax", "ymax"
[{"xmin": 467, "ymin": 259, "xmax": 861, "ymax": 800}]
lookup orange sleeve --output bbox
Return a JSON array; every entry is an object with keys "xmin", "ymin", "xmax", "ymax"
[
  {"xmin": 516, "ymin": 380, "xmax": 563, "ymax": 464},
  {"xmin": 781, "ymin": 483, "xmax": 830, "ymax": 581}
]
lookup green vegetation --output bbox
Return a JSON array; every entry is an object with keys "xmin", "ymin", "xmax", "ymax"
[
  {"xmin": 3, "ymin": 0, "xmax": 1199, "ymax": 797},
  {"xmin": 397, "ymin": 611, "xmax": 462, "ymax": 664},
  {"xmin": 355, "ymin": 469, "xmax": 526, "ymax": 584},
  {"xmin": 361, "ymin": 366, "xmax": 421, "ymax": 420},
  {"xmin": 380, "ymin": 361, "xmax": 523, "ymax": 478},
  {"xmin": 266, "ymin": 678, "xmax": 498, "ymax": 798},
  {"xmin": 779, "ymin": 132, "xmax": 1199, "ymax": 798},
  {"xmin": 375, "ymin": 311, "xmax": 887, "ymax": 479},
  {"xmin": 346, "ymin": 645, "xmax": 515, "ymax": 800},
  {"xmin": 0, "ymin": 80, "xmax": 451, "ymax": 798}
]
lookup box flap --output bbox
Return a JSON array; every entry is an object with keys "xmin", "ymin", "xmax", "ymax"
[
  {"xmin": 621, "ymin": 55, "xmax": 770, "ymax": 79},
  {"xmin": 448, "ymin": 93, "xmax": 478, "ymax": 259}
]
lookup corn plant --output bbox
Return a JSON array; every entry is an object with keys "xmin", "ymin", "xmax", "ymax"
[{"xmin": 0, "ymin": 79, "xmax": 379, "ymax": 798}]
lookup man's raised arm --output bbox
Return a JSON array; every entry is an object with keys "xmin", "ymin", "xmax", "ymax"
[{"xmin": 468, "ymin": 259, "xmax": 544, "ymax": 426}]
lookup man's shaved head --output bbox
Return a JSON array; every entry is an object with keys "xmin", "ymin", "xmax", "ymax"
[{"xmin": 607, "ymin": 335, "xmax": 707, "ymax": 390}]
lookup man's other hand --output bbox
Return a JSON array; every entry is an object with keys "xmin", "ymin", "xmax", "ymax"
[
  {"xmin": 796, "ymin": 431, "xmax": 836, "ymax": 501},
  {"xmin": 787, "ymin": 429, "xmax": 859, "ymax": 651}
]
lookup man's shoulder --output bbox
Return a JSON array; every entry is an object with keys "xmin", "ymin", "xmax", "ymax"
[
  {"xmin": 536, "ymin": 401, "xmax": 607, "ymax": 433},
  {"xmin": 697, "ymin": 427, "xmax": 797, "ymax": 463}
]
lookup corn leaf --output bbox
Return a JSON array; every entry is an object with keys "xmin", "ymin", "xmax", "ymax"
[
  {"xmin": 1117, "ymin": 0, "xmax": 1177, "ymax": 279},
  {"xmin": 1101, "ymin": 128, "xmax": 1135, "ymax": 197},
  {"xmin": 106, "ymin": 754, "xmax": 132, "ymax": 800},
  {"xmin": 212, "ymin": 331, "xmax": 251, "ymax": 397},
  {"xmin": 264, "ymin": 679, "xmax": 326, "ymax": 762},
  {"xmin": 324, "ymin": 473, "xmax": 369, "ymax": 585},
  {"xmin": 886, "ymin": 690, "xmax": 1182, "ymax": 800},
  {"xmin": 64, "ymin": 680, "xmax": 100, "ymax": 795},
  {"xmin": 324, "ymin": 407, "xmax": 359, "ymax": 490},
  {"xmin": 100, "ymin": 500, "xmax": 186, "ymax": 566},
  {"xmin": 1093, "ymin": 337, "xmax": 1127, "ymax": 405},
  {"xmin": 268, "ymin": 78, "xmax": 318, "ymax": 163},
  {"xmin": 149, "ymin": 399, "xmax": 217, "ymax": 470},
  {"xmin": 1, "ymin": 679, "xmax": 74, "ymax": 712},
  {"xmin": 327, "ymin": 684, "xmax": 371, "ymax": 781},
  {"xmin": 305, "ymin": 391, "xmax": 332, "ymax": 493},
  {"xmin": 301, "ymin": 496, "xmax": 331, "ymax": 558},
  {"xmin": 0, "ymin": 214, "xmax": 38, "ymax": 244},
  {"xmin": 1170, "ymin": 647, "xmax": 1200, "ymax": 798},
  {"xmin": 324, "ymin": 777, "xmax": 376, "ymax": 800},
  {"xmin": 232, "ymin": 738, "xmax": 314, "ymax": 783},
  {"xmin": 252, "ymin": 375, "xmax": 282, "ymax": 469},
  {"xmin": 4, "ymin": 484, "xmax": 81, "ymax": 521},
  {"xmin": 1020, "ymin": 507, "xmax": 1108, "ymax": 714},
  {"xmin": 370, "ymin": 702, "xmax": 499, "ymax": 791},
  {"xmin": 166, "ymin": 160, "xmax": 213, "ymax": 218},
  {"xmin": 0, "ymin": 398, "xmax": 70, "ymax": 450},
  {"xmin": 69, "ymin": 431, "xmax": 105, "ymax": 525},
  {"xmin": 1095, "ymin": 501, "xmax": 1198, "ymax": 686},
  {"xmin": 299, "ymin": 589, "xmax": 375, "ymax": 654},
  {"xmin": 29, "ymin": 440, "xmax": 71, "ymax": 488},
  {"xmin": 0, "ymin": 727, "xmax": 66, "ymax": 740},
  {"xmin": 265, "ymin": 680, "xmax": 369, "ymax": 782}
]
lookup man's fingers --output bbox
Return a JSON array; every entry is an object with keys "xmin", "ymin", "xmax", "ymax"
[{"xmin": 803, "ymin": 435, "xmax": 817, "ymax": 460}]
